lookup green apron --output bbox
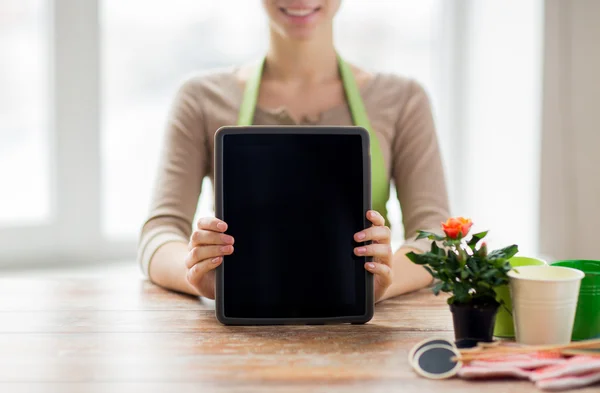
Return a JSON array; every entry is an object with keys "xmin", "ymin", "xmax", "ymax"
[{"xmin": 237, "ymin": 55, "xmax": 390, "ymax": 224}]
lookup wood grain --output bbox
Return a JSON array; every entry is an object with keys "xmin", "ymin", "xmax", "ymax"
[{"xmin": 0, "ymin": 277, "xmax": 596, "ymax": 393}]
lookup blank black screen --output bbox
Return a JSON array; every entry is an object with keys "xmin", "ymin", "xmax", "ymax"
[{"xmin": 221, "ymin": 133, "xmax": 367, "ymax": 319}]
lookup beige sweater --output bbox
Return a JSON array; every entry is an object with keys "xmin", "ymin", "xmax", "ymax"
[{"xmin": 138, "ymin": 68, "xmax": 450, "ymax": 276}]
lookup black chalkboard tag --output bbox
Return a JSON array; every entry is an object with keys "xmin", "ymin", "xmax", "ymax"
[
  {"xmin": 408, "ymin": 337, "xmax": 455, "ymax": 363},
  {"xmin": 412, "ymin": 344, "xmax": 462, "ymax": 380}
]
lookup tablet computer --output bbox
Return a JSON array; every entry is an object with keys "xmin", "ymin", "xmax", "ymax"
[{"xmin": 214, "ymin": 126, "xmax": 373, "ymax": 325}]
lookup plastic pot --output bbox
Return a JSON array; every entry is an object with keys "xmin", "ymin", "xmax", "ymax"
[{"xmin": 450, "ymin": 302, "xmax": 499, "ymax": 348}]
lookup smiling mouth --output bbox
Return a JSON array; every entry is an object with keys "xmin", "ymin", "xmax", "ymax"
[{"xmin": 279, "ymin": 6, "xmax": 321, "ymax": 17}]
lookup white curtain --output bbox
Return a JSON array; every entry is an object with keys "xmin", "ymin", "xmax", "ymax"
[{"xmin": 452, "ymin": 0, "xmax": 543, "ymax": 257}]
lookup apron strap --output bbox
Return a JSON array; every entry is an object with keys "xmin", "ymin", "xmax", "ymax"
[
  {"xmin": 337, "ymin": 56, "xmax": 390, "ymax": 223},
  {"xmin": 237, "ymin": 55, "xmax": 390, "ymax": 225},
  {"xmin": 237, "ymin": 58, "xmax": 265, "ymax": 126}
]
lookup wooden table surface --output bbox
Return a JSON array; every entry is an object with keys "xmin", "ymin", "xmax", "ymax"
[{"xmin": 0, "ymin": 277, "xmax": 595, "ymax": 393}]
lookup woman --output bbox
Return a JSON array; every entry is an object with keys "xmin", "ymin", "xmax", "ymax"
[{"xmin": 138, "ymin": 0, "xmax": 450, "ymax": 303}]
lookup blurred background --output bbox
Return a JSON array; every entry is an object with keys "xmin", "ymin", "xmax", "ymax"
[{"xmin": 0, "ymin": 0, "xmax": 598, "ymax": 275}]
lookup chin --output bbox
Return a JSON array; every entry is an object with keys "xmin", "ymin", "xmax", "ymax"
[
  {"xmin": 281, "ymin": 26, "xmax": 321, "ymax": 41},
  {"xmin": 264, "ymin": 0, "xmax": 338, "ymax": 40}
]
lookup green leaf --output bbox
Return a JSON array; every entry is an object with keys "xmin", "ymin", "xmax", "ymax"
[
  {"xmin": 467, "ymin": 258, "xmax": 480, "ymax": 274},
  {"xmin": 423, "ymin": 265, "xmax": 438, "ymax": 279},
  {"xmin": 430, "ymin": 241, "xmax": 445, "ymax": 257},
  {"xmin": 415, "ymin": 231, "xmax": 429, "ymax": 240},
  {"xmin": 432, "ymin": 281, "xmax": 444, "ymax": 296},
  {"xmin": 408, "ymin": 253, "xmax": 444, "ymax": 267},
  {"xmin": 411, "ymin": 235, "xmax": 518, "ymax": 305},
  {"xmin": 446, "ymin": 250, "xmax": 459, "ymax": 271},
  {"xmin": 453, "ymin": 284, "xmax": 470, "ymax": 303},
  {"xmin": 488, "ymin": 244, "xmax": 519, "ymax": 261},
  {"xmin": 457, "ymin": 247, "xmax": 467, "ymax": 268},
  {"xmin": 467, "ymin": 231, "xmax": 488, "ymax": 249},
  {"xmin": 443, "ymin": 239, "xmax": 462, "ymax": 248},
  {"xmin": 483, "ymin": 268, "xmax": 498, "ymax": 279},
  {"xmin": 416, "ymin": 231, "xmax": 446, "ymax": 241}
]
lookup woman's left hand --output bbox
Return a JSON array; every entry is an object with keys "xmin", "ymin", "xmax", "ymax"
[{"xmin": 354, "ymin": 210, "xmax": 394, "ymax": 303}]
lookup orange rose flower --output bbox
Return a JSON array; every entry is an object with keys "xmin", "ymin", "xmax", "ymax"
[{"xmin": 441, "ymin": 217, "xmax": 473, "ymax": 239}]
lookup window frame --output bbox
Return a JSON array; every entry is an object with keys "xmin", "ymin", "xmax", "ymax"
[{"xmin": 0, "ymin": 0, "xmax": 462, "ymax": 268}]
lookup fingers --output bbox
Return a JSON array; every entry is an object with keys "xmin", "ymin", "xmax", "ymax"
[
  {"xmin": 366, "ymin": 210, "xmax": 385, "ymax": 227},
  {"xmin": 354, "ymin": 243, "xmax": 392, "ymax": 266},
  {"xmin": 189, "ymin": 230, "xmax": 234, "ymax": 250},
  {"xmin": 355, "ymin": 211, "xmax": 392, "ymax": 264},
  {"xmin": 186, "ymin": 257, "xmax": 222, "ymax": 288},
  {"xmin": 189, "ymin": 217, "xmax": 234, "ymax": 251},
  {"xmin": 186, "ymin": 219, "xmax": 230, "ymax": 298},
  {"xmin": 197, "ymin": 217, "xmax": 228, "ymax": 232},
  {"xmin": 359, "ymin": 213, "xmax": 394, "ymax": 300},
  {"xmin": 365, "ymin": 261, "xmax": 393, "ymax": 286},
  {"xmin": 185, "ymin": 244, "xmax": 234, "ymax": 269},
  {"xmin": 354, "ymin": 225, "xmax": 391, "ymax": 243}
]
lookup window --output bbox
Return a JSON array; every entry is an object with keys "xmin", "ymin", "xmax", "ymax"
[
  {"xmin": 0, "ymin": 0, "xmax": 543, "ymax": 266},
  {"xmin": 101, "ymin": 0, "xmax": 271, "ymax": 238},
  {"xmin": 459, "ymin": 0, "xmax": 543, "ymax": 255},
  {"xmin": 101, "ymin": 0, "xmax": 441, "ymax": 246},
  {"xmin": 0, "ymin": 0, "xmax": 49, "ymax": 225}
]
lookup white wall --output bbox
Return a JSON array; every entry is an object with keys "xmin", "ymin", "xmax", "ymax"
[{"xmin": 540, "ymin": 0, "xmax": 600, "ymax": 260}]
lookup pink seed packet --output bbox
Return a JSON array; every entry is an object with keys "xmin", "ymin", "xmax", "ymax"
[
  {"xmin": 530, "ymin": 356, "xmax": 600, "ymax": 382},
  {"xmin": 535, "ymin": 370, "xmax": 600, "ymax": 391},
  {"xmin": 458, "ymin": 365, "xmax": 531, "ymax": 379},
  {"xmin": 470, "ymin": 352, "xmax": 566, "ymax": 370}
]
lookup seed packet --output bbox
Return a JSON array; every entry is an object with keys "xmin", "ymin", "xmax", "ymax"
[
  {"xmin": 470, "ymin": 352, "xmax": 566, "ymax": 369},
  {"xmin": 530, "ymin": 356, "xmax": 600, "ymax": 381},
  {"xmin": 536, "ymin": 370, "xmax": 600, "ymax": 391}
]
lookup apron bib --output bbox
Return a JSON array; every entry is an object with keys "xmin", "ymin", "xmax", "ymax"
[{"xmin": 237, "ymin": 55, "xmax": 390, "ymax": 224}]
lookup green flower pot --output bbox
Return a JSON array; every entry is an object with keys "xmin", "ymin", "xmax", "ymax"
[
  {"xmin": 551, "ymin": 260, "xmax": 600, "ymax": 341},
  {"xmin": 493, "ymin": 256, "xmax": 546, "ymax": 338}
]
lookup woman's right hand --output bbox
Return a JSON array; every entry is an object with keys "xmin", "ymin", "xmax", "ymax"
[{"xmin": 185, "ymin": 217, "xmax": 235, "ymax": 299}]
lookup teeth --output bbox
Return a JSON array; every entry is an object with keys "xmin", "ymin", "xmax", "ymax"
[{"xmin": 284, "ymin": 8, "xmax": 314, "ymax": 17}]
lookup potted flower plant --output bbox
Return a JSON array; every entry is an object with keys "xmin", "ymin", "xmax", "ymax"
[{"xmin": 406, "ymin": 217, "xmax": 518, "ymax": 348}]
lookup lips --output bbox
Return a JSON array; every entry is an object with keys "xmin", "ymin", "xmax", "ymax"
[
  {"xmin": 281, "ymin": 7, "xmax": 319, "ymax": 17},
  {"xmin": 279, "ymin": 5, "xmax": 321, "ymax": 23}
]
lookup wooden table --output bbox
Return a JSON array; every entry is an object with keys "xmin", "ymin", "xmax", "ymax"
[{"xmin": 0, "ymin": 278, "xmax": 595, "ymax": 393}]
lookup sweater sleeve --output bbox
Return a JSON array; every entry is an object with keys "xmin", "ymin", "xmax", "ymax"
[
  {"xmin": 137, "ymin": 78, "xmax": 209, "ymax": 276},
  {"xmin": 391, "ymin": 80, "xmax": 450, "ymax": 252}
]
